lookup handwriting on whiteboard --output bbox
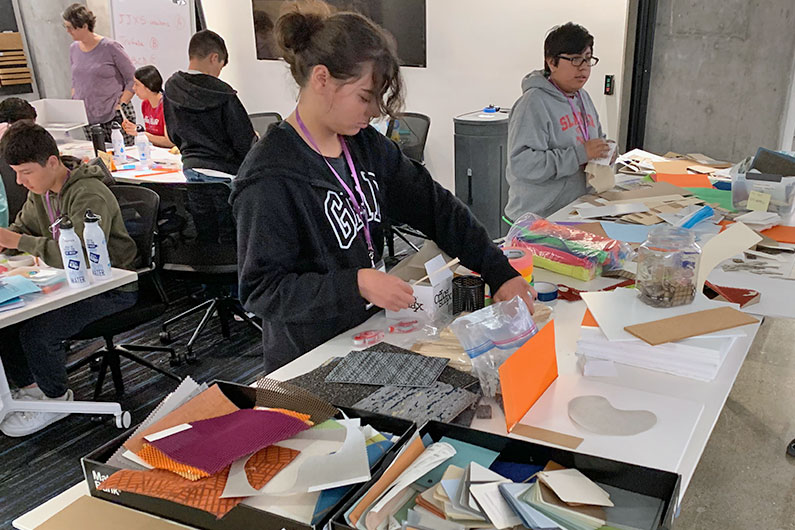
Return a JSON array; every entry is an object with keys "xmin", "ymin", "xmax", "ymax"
[
  {"xmin": 116, "ymin": 13, "xmax": 187, "ymax": 67},
  {"xmin": 116, "ymin": 14, "xmax": 186, "ymax": 30}
]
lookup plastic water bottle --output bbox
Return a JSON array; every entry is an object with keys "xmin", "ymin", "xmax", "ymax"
[
  {"xmin": 57, "ymin": 216, "xmax": 89, "ymax": 288},
  {"xmin": 111, "ymin": 123, "xmax": 126, "ymax": 166},
  {"xmin": 135, "ymin": 125, "xmax": 152, "ymax": 169},
  {"xmin": 83, "ymin": 209, "xmax": 112, "ymax": 280}
]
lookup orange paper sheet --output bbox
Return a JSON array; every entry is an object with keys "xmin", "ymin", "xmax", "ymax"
[
  {"xmin": 761, "ymin": 225, "xmax": 795, "ymax": 244},
  {"xmin": 100, "ymin": 445, "xmax": 299, "ymax": 519},
  {"xmin": 581, "ymin": 309, "xmax": 598, "ymax": 328},
  {"xmin": 125, "ymin": 384, "xmax": 239, "ymax": 454},
  {"xmin": 499, "ymin": 321, "xmax": 558, "ymax": 432},
  {"xmin": 654, "ymin": 173, "xmax": 713, "ymax": 188}
]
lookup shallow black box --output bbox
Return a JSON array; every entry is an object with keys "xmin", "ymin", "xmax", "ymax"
[
  {"xmin": 332, "ymin": 420, "xmax": 681, "ymax": 530},
  {"xmin": 81, "ymin": 380, "xmax": 416, "ymax": 530}
]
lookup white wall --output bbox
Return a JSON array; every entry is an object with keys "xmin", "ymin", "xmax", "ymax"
[{"xmin": 203, "ymin": 0, "xmax": 630, "ymax": 191}]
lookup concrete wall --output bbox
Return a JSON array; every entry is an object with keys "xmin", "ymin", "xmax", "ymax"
[
  {"xmin": 16, "ymin": 0, "xmax": 76, "ymax": 98},
  {"xmin": 644, "ymin": 0, "xmax": 795, "ymax": 162}
]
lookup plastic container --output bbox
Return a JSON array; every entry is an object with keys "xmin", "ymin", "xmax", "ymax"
[
  {"xmin": 135, "ymin": 125, "xmax": 152, "ymax": 169},
  {"xmin": 84, "ymin": 209, "xmax": 112, "ymax": 280},
  {"xmin": 111, "ymin": 123, "xmax": 126, "ymax": 166},
  {"xmin": 57, "ymin": 216, "xmax": 89, "ymax": 288},
  {"xmin": 636, "ymin": 226, "xmax": 701, "ymax": 308}
]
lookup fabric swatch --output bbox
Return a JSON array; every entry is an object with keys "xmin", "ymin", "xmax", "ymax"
[
  {"xmin": 353, "ymin": 382, "xmax": 478, "ymax": 425},
  {"xmin": 138, "ymin": 444, "xmax": 209, "ymax": 481},
  {"xmin": 150, "ymin": 409, "xmax": 311, "ymax": 475},
  {"xmin": 254, "ymin": 378, "xmax": 338, "ymax": 426},
  {"xmin": 325, "ymin": 349, "xmax": 448, "ymax": 387},
  {"xmin": 125, "ymin": 384, "xmax": 238, "ymax": 455},
  {"xmin": 100, "ymin": 445, "xmax": 299, "ymax": 519}
]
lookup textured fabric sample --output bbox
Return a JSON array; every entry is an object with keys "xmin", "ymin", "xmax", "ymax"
[
  {"xmin": 352, "ymin": 382, "xmax": 478, "ymax": 424},
  {"xmin": 125, "ymin": 384, "xmax": 239, "ymax": 454},
  {"xmin": 325, "ymin": 349, "xmax": 448, "ymax": 387},
  {"xmin": 100, "ymin": 445, "xmax": 299, "ymax": 519},
  {"xmin": 138, "ymin": 444, "xmax": 210, "ymax": 480},
  {"xmin": 254, "ymin": 378, "xmax": 338, "ymax": 425},
  {"xmin": 150, "ymin": 409, "xmax": 311, "ymax": 475}
]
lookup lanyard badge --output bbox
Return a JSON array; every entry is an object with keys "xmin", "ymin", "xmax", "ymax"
[{"xmin": 295, "ymin": 109, "xmax": 377, "ymax": 267}]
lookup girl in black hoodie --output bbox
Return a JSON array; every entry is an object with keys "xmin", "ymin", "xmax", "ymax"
[{"xmin": 230, "ymin": 4, "xmax": 534, "ymax": 373}]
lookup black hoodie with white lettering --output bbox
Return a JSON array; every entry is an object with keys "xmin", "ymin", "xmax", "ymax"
[{"xmin": 230, "ymin": 122, "xmax": 519, "ymax": 372}]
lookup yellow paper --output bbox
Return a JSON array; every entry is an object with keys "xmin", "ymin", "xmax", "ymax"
[{"xmin": 747, "ymin": 190, "xmax": 771, "ymax": 211}]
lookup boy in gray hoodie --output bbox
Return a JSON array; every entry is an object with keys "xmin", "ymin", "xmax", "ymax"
[{"xmin": 505, "ymin": 23, "xmax": 610, "ymax": 219}]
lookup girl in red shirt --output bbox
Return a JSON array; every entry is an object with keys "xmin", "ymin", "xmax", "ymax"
[{"xmin": 122, "ymin": 65, "xmax": 174, "ymax": 148}]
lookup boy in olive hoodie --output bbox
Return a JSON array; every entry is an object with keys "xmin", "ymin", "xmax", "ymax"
[{"xmin": 0, "ymin": 121, "xmax": 137, "ymax": 437}]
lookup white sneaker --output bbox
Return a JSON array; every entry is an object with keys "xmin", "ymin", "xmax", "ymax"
[{"xmin": 0, "ymin": 389, "xmax": 74, "ymax": 437}]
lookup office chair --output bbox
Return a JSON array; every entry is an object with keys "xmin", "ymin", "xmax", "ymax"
[
  {"xmin": 383, "ymin": 112, "xmax": 432, "ymax": 259},
  {"xmin": 155, "ymin": 182, "xmax": 262, "ymax": 362},
  {"xmin": 249, "ymin": 112, "xmax": 283, "ymax": 139},
  {"xmin": 0, "ymin": 157, "xmax": 26, "ymax": 223},
  {"xmin": 68, "ymin": 185, "xmax": 180, "ymax": 398},
  {"xmin": 385, "ymin": 112, "xmax": 431, "ymax": 163}
]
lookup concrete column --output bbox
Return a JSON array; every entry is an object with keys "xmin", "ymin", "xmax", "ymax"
[
  {"xmin": 16, "ymin": 0, "xmax": 75, "ymax": 98},
  {"xmin": 644, "ymin": 0, "xmax": 795, "ymax": 162}
]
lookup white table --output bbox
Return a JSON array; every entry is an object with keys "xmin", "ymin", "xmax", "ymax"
[{"xmin": 0, "ymin": 268, "xmax": 138, "ymax": 432}]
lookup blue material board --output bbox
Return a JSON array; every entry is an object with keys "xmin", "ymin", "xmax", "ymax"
[
  {"xmin": 0, "ymin": 275, "xmax": 40, "ymax": 304},
  {"xmin": 599, "ymin": 222, "xmax": 656, "ymax": 243}
]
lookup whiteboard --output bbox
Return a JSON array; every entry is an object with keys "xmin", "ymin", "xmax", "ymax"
[{"xmin": 109, "ymin": 0, "xmax": 196, "ymax": 88}]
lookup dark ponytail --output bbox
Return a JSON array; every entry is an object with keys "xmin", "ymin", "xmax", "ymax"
[{"xmin": 275, "ymin": 2, "xmax": 404, "ymax": 118}]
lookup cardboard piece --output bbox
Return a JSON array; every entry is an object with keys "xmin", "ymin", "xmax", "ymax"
[
  {"xmin": 654, "ymin": 173, "xmax": 713, "ymax": 188},
  {"xmin": 696, "ymin": 222, "xmax": 762, "ymax": 291},
  {"xmin": 652, "ymin": 160, "xmax": 695, "ymax": 175},
  {"xmin": 599, "ymin": 181, "xmax": 691, "ymax": 201},
  {"xmin": 576, "ymin": 202, "xmax": 649, "ymax": 219},
  {"xmin": 585, "ymin": 162, "xmax": 615, "ymax": 193},
  {"xmin": 510, "ymin": 424, "xmax": 584, "ymax": 450},
  {"xmin": 36, "ymin": 495, "xmax": 184, "ymax": 530},
  {"xmin": 388, "ymin": 243, "xmax": 453, "ymax": 321},
  {"xmin": 703, "ymin": 281, "xmax": 761, "ymax": 308},
  {"xmin": 499, "ymin": 322, "xmax": 558, "ymax": 432},
  {"xmin": 624, "ymin": 307, "xmax": 759, "ymax": 346},
  {"xmin": 570, "ymin": 222, "xmax": 609, "ymax": 238}
]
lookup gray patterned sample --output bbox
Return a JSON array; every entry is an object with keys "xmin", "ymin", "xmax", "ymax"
[
  {"xmin": 352, "ymin": 382, "xmax": 479, "ymax": 424},
  {"xmin": 325, "ymin": 349, "xmax": 448, "ymax": 387}
]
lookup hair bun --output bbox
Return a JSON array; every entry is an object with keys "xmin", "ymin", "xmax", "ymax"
[{"xmin": 276, "ymin": 11, "xmax": 325, "ymax": 54}]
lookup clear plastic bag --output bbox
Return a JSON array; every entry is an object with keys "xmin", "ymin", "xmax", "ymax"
[
  {"xmin": 505, "ymin": 213, "xmax": 633, "ymax": 281},
  {"xmin": 450, "ymin": 296, "xmax": 538, "ymax": 397}
]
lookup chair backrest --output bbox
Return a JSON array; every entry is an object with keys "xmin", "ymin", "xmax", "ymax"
[
  {"xmin": 0, "ymin": 156, "xmax": 27, "ymax": 223},
  {"xmin": 385, "ymin": 112, "xmax": 431, "ymax": 163},
  {"xmin": 109, "ymin": 185, "xmax": 160, "ymax": 272},
  {"xmin": 249, "ymin": 112, "xmax": 283, "ymax": 139},
  {"xmin": 146, "ymin": 181, "xmax": 238, "ymax": 275}
]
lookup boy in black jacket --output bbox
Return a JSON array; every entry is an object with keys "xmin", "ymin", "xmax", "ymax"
[
  {"xmin": 231, "ymin": 9, "xmax": 535, "ymax": 373},
  {"xmin": 164, "ymin": 30, "xmax": 255, "ymax": 179}
]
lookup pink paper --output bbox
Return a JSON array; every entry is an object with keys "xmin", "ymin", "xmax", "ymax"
[{"xmin": 150, "ymin": 409, "xmax": 310, "ymax": 475}]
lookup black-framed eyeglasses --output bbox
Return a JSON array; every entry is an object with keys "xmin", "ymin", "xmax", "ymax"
[{"xmin": 558, "ymin": 55, "xmax": 599, "ymax": 67}]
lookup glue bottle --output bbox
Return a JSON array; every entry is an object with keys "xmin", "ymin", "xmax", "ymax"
[
  {"xmin": 111, "ymin": 122, "xmax": 126, "ymax": 166},
  {"xmin": 83, "ymin": 209, "xmax": 112, "ymax": 280},
  {"xmin": 57, "ymin": 216, "xmax": 89, "ymax": 288},
  {"xmin": 135, "ymin": 124, "xmax": 152, "ymax": 169}
]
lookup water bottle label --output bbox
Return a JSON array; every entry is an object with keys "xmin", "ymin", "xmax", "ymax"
[
  {"xmin": 87, "ymin": 242, "xmax": 97, "ymax": 249},
  {"xmin": 65, "ymin": 249, "xmax": 78, "ymax": 256},
  {"xmin": 68, "ymin": 259, "xmax": 83, "ymax": 272},
  {"xmin": 89, "ymin": 252, "xmax": 100, "ymax": 263}
]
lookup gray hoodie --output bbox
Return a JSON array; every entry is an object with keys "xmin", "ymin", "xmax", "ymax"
[{"xmin": 504, "ymin": 70, "xmax": 603, "ymax": 219}]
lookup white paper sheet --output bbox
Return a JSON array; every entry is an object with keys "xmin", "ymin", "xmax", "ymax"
[
  {"xmin": 696, "ymin": 222, "xmax": 762, "ymax": 291},
  {"xmin": 469, "ymin": 482, "xmax": 523, "ymax": 529},
  {"xmin": 517, "ymin": 375, "xmax": 703, "ymax": 471}
]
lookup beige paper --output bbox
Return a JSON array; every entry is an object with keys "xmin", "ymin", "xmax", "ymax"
[
  {"xmin": 696, "ymin": 222, "xmax": 762, "ymax": 291},
  {"xmin": 537, "ymin": 468, "xmax": 614, "ymax": 507},
  {"xmin": 512, "ymin": 424, "xmax": 584, "ymax": 449},
  {"xmin": 623, "ymin": 306, "xmax": 758, "ymax": 346},
  {"xmin": 585, "ymin": 162, "xmax": 616, "ymax": 193},
  {"xmin": 37, "ymin": 495, "xmax": 183, "ymax": 530}
]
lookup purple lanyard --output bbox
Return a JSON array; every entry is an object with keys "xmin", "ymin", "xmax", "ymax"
[
  {"xmin": 551, "ymin": 80, "xmax": 590, "ymax": 142},
  {"xmin": 295, "ymin": 108, "xmax": 376, "ymax": 266},
  {"xmin": 45, "ymin": 169, "xmax": 70, "ymax": 240}
]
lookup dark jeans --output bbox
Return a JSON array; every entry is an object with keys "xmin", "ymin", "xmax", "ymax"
[
  {"xmin": 0, "ymin": 289, "xmax": 138, "ymax": 398},
  {"xmin": 183, "ymin": 169, "xmax": 236, "ymax": 246}
]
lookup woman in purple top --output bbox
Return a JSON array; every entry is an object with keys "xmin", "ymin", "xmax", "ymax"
[{"xmin": 62, "ymin": 3, "xmax": 137, "ymax": 145}]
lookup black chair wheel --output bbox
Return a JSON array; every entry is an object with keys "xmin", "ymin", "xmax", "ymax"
[
  {"xmin": 185, "ymin": 347, "xmax": 197, "ymax": 364},
  {"xmin": 169, "ymin": 356, "xmax": 182, "ymax": 367},
  {"xmin": 787, "ymin": 438, "xmax": 795, "ymax": 458},
  {"xmin": 159, "ymin": 331, "xmax": 173, "ymax": 344},
  {"xmin": 89, "ymin": 357, "xmax": 101, "ymax": 372}
]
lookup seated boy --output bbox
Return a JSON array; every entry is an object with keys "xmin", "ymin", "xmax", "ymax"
[
  {"xmin": 0, "ymin": 97, "xmax": 38, "ymax": 226},
  {"xmin": 0, "ymin": 121, "xmax": 138, "ymax": 437}
]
